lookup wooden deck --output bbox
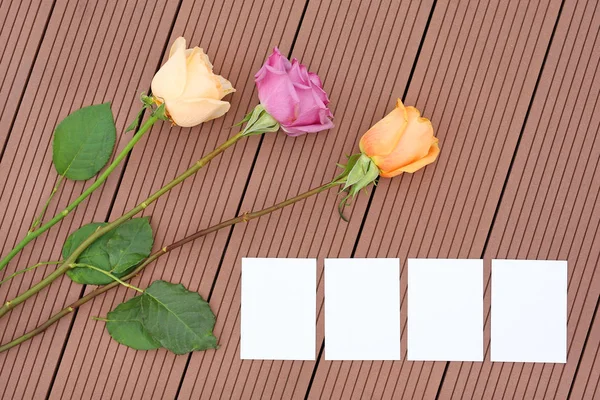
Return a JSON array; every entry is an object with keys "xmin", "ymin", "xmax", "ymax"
[{"xmin": 0, "ymin": 0, "xmax": 598, "ymax": 398}]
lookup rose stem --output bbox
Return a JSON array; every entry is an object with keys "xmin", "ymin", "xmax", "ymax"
[
  {"xmin": 0, "ymin": 131, "xmax": 245, "ymax": 318},
  {"xmin": 70, "ymin": 264, "xmax": 144, "ymax": 293},
  {"xmin": 0, "ymin": 109, "xmax": 158, "ymax": 272},
  {"xmin": 29, "ymin": 175, "xmax": 65, "ymax": 232},
  {"xmin": 0, "ymin": 179, "xmax": 341, "ymax": 352},
  {"xmin": 0, "ymin": 261, "xmax": 63, "ymax": 286}
]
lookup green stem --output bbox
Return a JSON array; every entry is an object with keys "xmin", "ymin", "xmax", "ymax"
[
  {"xmin": 0, "ymin": 179, "xmax": 341, "ymax": 352},
  {"xmin": 0, "ymin": 261, "xmax": 62, "ymax": 286},
  {"xmin": 0, "ymin": 131, "xmax": 245, "ymax": 318},
  {"xmin": 30, "ymin": 175, "xmax": 65, "ymax": 232},
  {"xmin": 71, "ymin": 264, "xmax": 143, "ymax": 293},
  {"xmin": 0, "ymin": 111, "xmax": 159, "ymax": 272}
]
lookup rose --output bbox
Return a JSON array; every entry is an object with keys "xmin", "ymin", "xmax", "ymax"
[
  {"xmin": 254, "ymin": 47, "xmax": 334, "ymax": 136},
  {"xmin": 360, "ymin": 99, "xmax": 439, "ymax": 177},
  {"xmin": 151, "ymin": 37, "xmax": 235, "ymax": 127},
  {"xmin": 335, "ymin": 99, "xmax": 439, "ymax": 219}
]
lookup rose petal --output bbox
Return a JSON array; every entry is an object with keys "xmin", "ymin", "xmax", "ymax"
[
  {"xmin": 216, "ymin": 75, "xmax": 236, "ymax": 98},
  {"xmin": 181, "ymin": 49, "xmax": 221, "ymax": 99},
  {"xmin": 283, "ymin": 103, "xmax": 335, "ymax": 135},
  {"xmin": 196, "ymin": 48, "xmax": 214, "ymax": 70},
  {"xmin": 169, "ymin": 37, "xmax": 186, "ymax": 58},
  {"xmin": 185, "ymin": 47, "xmax": 212, "ymax": 72},
  {"xmin": 266, "ymin": 47, "xmax": 291, "ymax": 71},
  {"xmin": 256, "ymin": 65, "xmax": 299, "ymax": 124},
  {"xmin": 308, "ymin": 72, "xmax": 323, "ymax": 88},
  {"xmin": 380, "ymin": 140, "xmax": 440, "ymax": 177},
  {"xmin": 152, "ymin": 39, "xmax": 187, "ymax": 102},
  {"xmin": 311, "ymin": 81, "xmax": 331, "ymax": 106},
  {"xmin": 287, "ymin": 84, "xmax": 332, "ymax": 127},
  {"xmin": 282, "ymin": 116, "xmax": 335, "ymax": 136},
  {"xmin": 288, "ymin": 59, "xmax": 311, "ymax": 85},
  {"xmin": 359, "ymin": 99, "xmax": 408, "ymax": 158},
  {"xmin": 166, "ymin": 98, "xmax": 231, "ymax": 127},
  {"xmin": 373, "ymin": 106, "xmax": 436, "ymax": 173},
  {"xmin": 255, "ymin": 48, "xmax": 291, "ymax": 82}
]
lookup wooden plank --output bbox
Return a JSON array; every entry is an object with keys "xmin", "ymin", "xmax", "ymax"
[
  {"xmin": 47, "ymin": 0, "xmax": 309, "ymax": 399},
  {"xmin": 176, "ymin": 0, "xmax": 435, "ymax": 398},
  {"xmin": 437, "ymin": 0, "xmax": 600, "ymax": 398},
  {"xmin": 305, "ymin": 0, "xmax": 564, "ymax": 398},
  {"xmin": 570, "ymin": 303, "xmax": 600, "ymax": 400},
  {"xmin": 0, "ymin": 0, "xmax": 179, "ymax": 398},
  {"xmin": 0, "ymin": 0, "xmax": 54, "ymax": 156},
  {"xmin": 1, "ymin": 0, "xmax": 595, "ymax": 398}
]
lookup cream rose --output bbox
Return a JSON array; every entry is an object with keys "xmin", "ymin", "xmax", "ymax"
[{"xmin": 151, "ymin": 37, "xmax": 235, "ymax": 127}]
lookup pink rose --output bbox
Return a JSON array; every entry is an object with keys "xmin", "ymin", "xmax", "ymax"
[{"xmin": 254, "ymin": 48, "xmax": 334, "ymax": 136}]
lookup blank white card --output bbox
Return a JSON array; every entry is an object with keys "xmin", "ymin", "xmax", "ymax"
[
  {"xmin": 325, "ymin": 258, "xmax": 400, "ymax": 360},
  {"xmin": 491, "ymin": 260, "xmax": 567, "ymax": 363},
  {"xmin": 241, "ymin": 258, "xmax": 316, "ymax": 360},
  {"xmin": 408, "ymin": 259, "xmax": 484, "ymax": 361}
]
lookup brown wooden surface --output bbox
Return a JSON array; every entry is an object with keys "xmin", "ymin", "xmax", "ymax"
[{"xmin": 0, "ymin": 0, "xmax": 598, "ymax": 398}]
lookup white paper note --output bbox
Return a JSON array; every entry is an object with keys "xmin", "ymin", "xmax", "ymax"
[
  {"xmin": 491, "ymin": 260, "xmax": 567, "ymax": 363},
  {"xmin": 324, "ymin": 258, "xmax": 401, "ymax": 360},
  {"xmin": 240, "ymin": 258, "xmax": 316, "ymax": 360},
  {"xmin": 407, "ymin": 259, "xmax": 484, "ymax": 361}
]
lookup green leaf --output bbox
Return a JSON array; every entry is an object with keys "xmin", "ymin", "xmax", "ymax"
[
  {"xmin": 104, "ymin": 218, "xmax": 155, "ymax": 274},
  {"xmin": 62, "ymin": 222, "xmax": 106, "ymax": 258},
  {"xmin": 106, "ymin": 296, "xmax": 161, "ymax": 350},
  {"xmin": 52, "ymin": 103, "xmax": 116, "ymax": 180},
  {"xmin": 140, "ymin": 280, "xmax": 218, "ymax": 355},
  {"xmin": 64, "ymin": 218, "xmax": 154, "ymax": 285}
]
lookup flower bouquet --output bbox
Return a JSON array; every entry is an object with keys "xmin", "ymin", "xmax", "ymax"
[{"xmin": 0, "ymin": 37, "xmax": 439, "ymax": 354}]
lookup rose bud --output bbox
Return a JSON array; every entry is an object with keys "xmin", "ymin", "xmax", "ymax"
[
  {"xmin": 151, "ymin": 37, "xmax": 235, "ymax": 127},
  {"xmin": 254, "ymin": 47, "xmax": 334, "ymax": 136},
  {"xmin": 360, "ymin": 99, "xmax": 439, "ymax": 177},
  {"xmin": 336, "ymin": 99, "xmax": 439, "ymax": 220}
]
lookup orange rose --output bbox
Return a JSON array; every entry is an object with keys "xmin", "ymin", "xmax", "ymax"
[
  {"xmin": 359, "ymin": 99, "xmax": 439, "ymax": 177},
  {"xmin": 335, "ymin": 99, "xmax": 440, "ymax": 220}
]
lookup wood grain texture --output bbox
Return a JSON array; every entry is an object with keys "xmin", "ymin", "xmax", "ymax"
[
  {"xmin": 437, "ymin": 0, "xmax": 600, "ymax": 398},
  {"xmin": 0, "ymin": 0, "xmax": 54, "ymax": 156},
  {"xmin": 0, "ymin": 0, "xmax": 598, "ymax": 398}
]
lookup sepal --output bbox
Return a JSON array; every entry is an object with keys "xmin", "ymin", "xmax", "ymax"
[
  {"xmin": 150, "ymin": 103, "xmax": 168, "ymax": 121},
  {"xmin": 239, "ymin": 104, "xmax": 280, "ymax": 136},
  {"xmin": 334, "ymin": 153, "xmax": 380, "ymax": 221}
]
